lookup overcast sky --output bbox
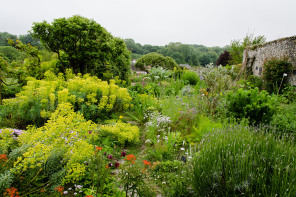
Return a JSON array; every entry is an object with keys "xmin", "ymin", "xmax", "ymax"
[{"xmin": 1, "ymin": 0, "xmax": 295, "ymax": 47}]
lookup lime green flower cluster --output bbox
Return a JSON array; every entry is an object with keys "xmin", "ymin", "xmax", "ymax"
[
  {"xmin": 0, "ymin": 129, "xmax": 17, "ymax": 154},
  {"xmin": 2, "ymin": 70, "xmax": 132, "ymax": 125},
  {"xmin": 12, "ymin": 103, "xmax": 97, "ymax": 184},
  {"xmin": 100, "ymin": 122, "xmax": 140, "ymax": 145}
]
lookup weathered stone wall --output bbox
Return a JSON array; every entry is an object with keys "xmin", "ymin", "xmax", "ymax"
[{"xmin": 243, "ymin": 35, "xmax": 296, "ymax": 85}]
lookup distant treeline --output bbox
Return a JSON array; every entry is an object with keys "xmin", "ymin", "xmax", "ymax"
[
  {"xmin": 125, "ymin": 39, "xmax": 229, "ymax": 66},
  {"xmin": 0, "ymin": 32, "xmax": 229, "ymax": 67}
]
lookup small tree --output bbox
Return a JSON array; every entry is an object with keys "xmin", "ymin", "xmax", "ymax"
[
  {"xmin": 216, "ymin": 51, "xmax": 232, "ymax": 66},
  {"xmin": 229, "ymin": 34, "xmax": 266, "ymax": 65},
  {"xmin": 32, "ymin": 15, "xmax": 131, "ymax": 81},
  {"xmin": 134, "ymin": 52, "xmax": 178, "ymax": 71}
]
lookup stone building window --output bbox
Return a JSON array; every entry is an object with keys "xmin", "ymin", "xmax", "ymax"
[
  {"xmin": 293, "ymin": 70, "xmax": 296, "ymax": 75},
  {"xmin": 256, "ymin": 66, "xmax": 258, "ymax": 70},
  {"xmin": 259, "ymin": 67, "xmax": 262, "ymax": 75}
]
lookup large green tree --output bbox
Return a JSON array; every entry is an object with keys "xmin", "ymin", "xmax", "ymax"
[{"xmin": 32, "ymin": 15, "xmax": 130, "ymax": 80}]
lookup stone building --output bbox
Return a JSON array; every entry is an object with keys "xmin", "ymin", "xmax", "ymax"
[{"xmin": 243, "ymin": 35, "xmax": 296, "ymax": 85}]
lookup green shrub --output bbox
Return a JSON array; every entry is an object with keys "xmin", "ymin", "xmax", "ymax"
[
  {"xmin": 1, "ymin": 71, "xmax": 132, "ymax": 128},
  {"xmin": 262, "ymin": 57, "xmax": 293, "ymax": 94},
  {"xmin": 181, "ymin": 70, "xmax": 199, "ymax": 85},
  {"xmin": 247, "ymin": 75, "xmax": 263, "ymax": 90},
  {"xmin": 134, "ymin": 52, "xmax": 178, "ymax": 71},
  {"xmin": 271, "ymin": 103, "xmax": 296, "ymax": 133},
  {"xmin": 192, "ymin": 125, "xmax": 296, "ymax": 196},
  {"xmin": 99, "ymin": 121, "xmax": 140, "ymax": 146},
  {"xmin": 148, "ymin": 67, "xmax": 172, "ymax": 82},
  {"xmin": 225, "ymin": 88, "xmax": 279, "ymax": 125}
]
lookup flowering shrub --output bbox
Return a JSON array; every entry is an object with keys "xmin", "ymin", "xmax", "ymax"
[
  {"xmin": 120, "ymin": 154, "xmax": 152, "ymax": 196},
  {"xmin": 99, "ymin": 122, "xmax": 140, "ymax": 146},
  {"xmin": 11, "ymin": 103, "xmax": 98, "ymax": 187},
  {"xmin": 0, "ymin": 129, "xmax": 22, "ymax": 154},
  {"xmin": 145, "ymin": 112, "xmax": 171, "ymax": 140},
  {"xmin": 3, "ymin": 187, "xmax": 20, "ymax": 197},
  {"xmin": 1, "ymin": 71, "xmax": 132, "ymax": 128}
]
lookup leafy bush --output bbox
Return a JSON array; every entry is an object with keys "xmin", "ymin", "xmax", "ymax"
[
  {"xmin": 181, "ymin": 70, "xmax": 199, "ymax": 85},
  {"xmin": 1, "ymin": 71, "xmax": 132, "ymax": 128},
  {"xmin": 134, "ymin": 52, "xmax": 178, "ymax": 71},
  {"xmin": 8, "ymin": 103, "xmax": 98, "ymax": 192},
  {"xmin": 216, "ymin": 50, "xmax": 232, "ymax": 66},
  {"xmin": 225, "ymin": 88, "xmax": 279, "ymax": 125},
  {"xmin": 202, "ymin": 66, "xmax": 233, "ymax": 94},
  {"xmin": 99, "ymin": 122, "xmax": 140, "ymax": 146},
  {"xmin": 192, "ymin": 125, "xmax": 296, "ymax": 196},
  {"xmin": 271, "ymin": 103, "xmax": 296, "ymax": 133},
  {"xmin": 148, "ymin": 67, "xmax": 171, "ymax": 82},
  {"xmin": 247, "ymin": 74, "xmax": 263, "ymax": 90},
  {"xmin": 262, "ymin": 57, "xmax": 293, "ymax": 94}
]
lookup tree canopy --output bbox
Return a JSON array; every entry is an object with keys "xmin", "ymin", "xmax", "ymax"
[
  {"xmin": 32, "ymin": 15, "xmax": 131, "ymax": 80},
  {"xmin": 229, "ymin": 34, "xmax": 266, "ymax": 65},
  {"xmin": 125, "ymin": 39, "xmax": 228, "ymax": 67},
  {"xmin": 134, "ymin": 52, "xmax": 178, "ymax": 71}
]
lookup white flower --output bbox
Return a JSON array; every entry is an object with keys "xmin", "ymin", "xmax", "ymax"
[
  {"xmin": 68, "ymin": 188, "xmax": 72, "ymax": 190},
  {"xmin": 74, "ymin": 192, "xmax": 77, "ymax": 195},
  {"xmin": 63, "ymin": 191, "xmax": 68, "ymax": 194},
  {"xmin": 283, "ymin": 73, "xmax": 288, "ymax": 77},
  {"xmin": 180, "ymin": 147, "xmax": 185, "ymax": 151}
]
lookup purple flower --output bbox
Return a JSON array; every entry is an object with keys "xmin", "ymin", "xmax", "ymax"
[
  {"xmin": 115, "ymin": 162, "xmax": 120, "ymax": 168},
  {"xmin": 88, "ymin": 130, "xmax": 92, "ymax": 134},
  {"xmin": 121, "ymin": 151, "xmax": 126, "ymax": 157},
  {"xmin": 108, "ymin": 162, "xmax": 113, "ymax": 167},
  {"xmin": 107, "ymin": 155, "xmax": 113, "ymax": 160}
]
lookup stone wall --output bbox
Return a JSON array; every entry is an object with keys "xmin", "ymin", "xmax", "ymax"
[{"xmin": 243, "ymin": 35, "xmax": 296, "ymax": 85}]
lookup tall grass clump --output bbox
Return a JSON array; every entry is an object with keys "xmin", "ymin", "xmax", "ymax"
[
  {"xmin": 181, "ymin": 70, "xmax": 199, "ymax": 85},
  {"xmin": 192, "ymin": 125, "xmax": 296, "ymax": 196}
]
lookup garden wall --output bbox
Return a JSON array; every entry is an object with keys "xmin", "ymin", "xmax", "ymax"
[{"xmin": 243, "ymin": 35, "xmax": 296, "ymax": 85}]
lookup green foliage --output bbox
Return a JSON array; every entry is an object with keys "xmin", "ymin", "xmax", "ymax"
[
  {"xmin": 148, "ymin": 67, "xmax": 171, "ymax": 82},
  {"xmin": 134, "ymin": 52, "xmax": 178, "ymax": 71},
  {"xmin": 0, "ymin": 46, "xmax": 27, "ymax": 63},
  {"xmin": 11, "ymin": 103, "xmax": 97, "ymax": 186},
  {"xmin": 246, "ymin": 74, "xmax": 263, "ymax": 90},
  {"xmin": 181, "ymin": 70, "xmax": 199, "ymax": 85},
  {"xmin": 32, "ymin": 15, "xmax": 131, "ymax": 81},
  {"xmin": 229, "ymin": 34, "xmax": 266, "ymax": 65},
  {"xmin": 0, "ymin": 71, "xmax": 132, "ymax": 128},
  {"xmin": 99, "ymin": 122, "xmax": 140, "ymax": 146},
  {"xmin": 192, "ymin": 125, "xmax": 296, "ymax": 196},
  {"xmin": 0, "ymin": 171, "xmax": 14, "ymax": 194},
  {"xmin": 0, "ymin": 32, "xmax": 17, "ymax": 46},
  {"xmin": 225, "ymin": 88, "xmax": 279, "ymax": 125},
  {"xmin": 271, "ymin": 103, "xmax": 296, "ymax": 133},
  {"xmin": 262, "ymin": 56, "xmax": 293, "ymax": 94},
  {"xmin": 202, "ymin": 66, "xmax": 234, "ymax": 94}
]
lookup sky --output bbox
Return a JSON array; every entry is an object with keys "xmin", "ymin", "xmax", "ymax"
[{"xmin": 0, "ymin": 0, "xmax": 295, "ymax": 47}]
